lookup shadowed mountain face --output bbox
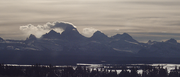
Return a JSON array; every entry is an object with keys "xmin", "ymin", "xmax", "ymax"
[
  {"xmin": 25, "ymin": 34, "xmax": 37, "ymax": 44},
  {"xmin": 90, "ymin": 31, "xmax": 109, "ymax": 41},
  {"xmin": 61, "ymin": 26, "xmax": 86, "ymax": 41},
  {"xmin": 41, "ymin": 30, "xmax": 61, "ymax": 39},
  {"xmin": 138, "ymin": 38, "xmax": 180, "ymax": 57},
  {"xmin": 0, "ymin": 28, "xmax": 180, "ymax": 65},
  {"xmin": 165, "ymin": 38, "xmax": 177, "ymax": 43},
  {"xmin": 111, "ymin": 33, "xmax": 138, "ymax": 43},
  {"xmin": 41, "ymin": 25, "xmax": 86, "ymax": 41},
  {"xmin": 27, "ymin": 34, "xmax": 37, "ymax": 40},
  {"xmin": 0, "ymin": 37, "xmax": 4, "ymax": 42}
]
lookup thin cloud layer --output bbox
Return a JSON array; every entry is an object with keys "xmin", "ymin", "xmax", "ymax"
[
  {"xmin": 0, "ymin": 0, "xmax": 180, "ymax": 42},
  {"xmin": 19, "ymin": 21, "xmax": 76, "ymax": 38}
]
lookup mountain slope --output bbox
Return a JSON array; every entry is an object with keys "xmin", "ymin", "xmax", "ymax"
[
  {"xmin": 0, "ymin": 28, "xmax": 180, "ymax": 64},
  {"xmin": 41, "ymin": 30, "xmax": 61, "ymax": 39},
  {"xmin": 138, "ymin": 38, "xmax": 180, "ymax": 57},
  {"xmin": 111, "ymin": 33, "xmax": 138, "ymax": 43},
  {"xmin": 109, "ymin": 33, "xmax": 142, "ymax": 53},
  {"xmin": 61, "ymin": 25, "xmax": 86, "ymax": 41},
  {"xmin": 90, "ymin": 31, "xmax": 109, "ymax": 42}
]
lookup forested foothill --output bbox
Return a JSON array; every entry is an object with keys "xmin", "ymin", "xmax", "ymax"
[{"xmin": 0, "ymin": 64, "xmax": 180, "ymax": 77}]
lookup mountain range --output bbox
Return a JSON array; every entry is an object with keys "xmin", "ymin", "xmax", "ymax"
[{"xmin": 0, "ymin": 26, "xmax": 180, "ymax": 65}]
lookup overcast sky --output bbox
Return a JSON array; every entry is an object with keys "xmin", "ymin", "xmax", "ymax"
[{"xmin": 0, "ymin": 0, "xmax": 180, "ymax": 42}]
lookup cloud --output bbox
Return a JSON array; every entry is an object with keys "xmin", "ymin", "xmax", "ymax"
[
  {"xmin": 82, "ymin": 27, "xmax": 98, "ymax": 37},
  {"xmin": 19, "ymin": 21, "xmax": 76, "ymax": 38},
  {"xmin": 125, "ymin": 1, "xmax": 180, "ymax": 6},
  {"xmin": 50, "ymin": 21, "xmax": 76, "ymax": 30}
]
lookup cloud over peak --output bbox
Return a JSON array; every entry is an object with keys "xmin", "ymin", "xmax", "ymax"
[
  {"xmin": 19, "ymin": 21, "xmax": 76, "ymax": 38},
  {"xmin": 82, "ymin": 27, "xmax": 98, "ymax": 37}
]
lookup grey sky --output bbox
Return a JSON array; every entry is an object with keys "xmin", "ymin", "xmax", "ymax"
[{"xmin": 0, "ymin": 0, "xmax": 180, "ymax": 42}]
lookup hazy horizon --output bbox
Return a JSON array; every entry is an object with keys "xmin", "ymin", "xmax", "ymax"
[{"xmin": 0, "ymin": 0, "xmax": 180, "ymax": 42}]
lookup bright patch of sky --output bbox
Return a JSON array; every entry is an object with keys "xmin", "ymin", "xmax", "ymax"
[{"xmin": 0, "ymin": 0, "xmax": 180, "ymax": 42}]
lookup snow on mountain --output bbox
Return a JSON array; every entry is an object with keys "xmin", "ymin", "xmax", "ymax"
[
  {"xmin": 0, "ymin": 27, "xmax": 180, "ymax": 58},
  {"xmin": 110, "ymin": 33, "xmax": 138, "ymax": 43},
  {"xmin": 109, "ymin": 39, "xmax": 143, "ymax": 53},
  {"xmin": 147, "ymin": 40, "xmax": 158, "ymax": 45},
  {"xmin": 138, "ymin": 38, "xmax": 180, "ymax": 57},
  {"xmin": 33, "ymin": 39, "xmax": 64, "ymax": 51},
  {"xmin": 109, "ymin": 33, "xmax": 142, "ymax": 53}
]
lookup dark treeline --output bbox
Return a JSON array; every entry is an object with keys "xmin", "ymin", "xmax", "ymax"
[{"xmin": 0, "ymin": 63, "xmax": 180, "ymax": 77}]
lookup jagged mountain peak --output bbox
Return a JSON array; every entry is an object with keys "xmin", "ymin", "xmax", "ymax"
[
  {"xmin": 94, "ymin": 31, "xmax": 102, "ymax": 34},
  {"xmin": 29, "ymin": 34, "xmax": 36, "ymax": 39},
  {"xmin": 90, "ymin": 31, "xmax": 108, "ymax": 41},
  {"xmin": 93, "ymin": 31, "xmax": 107, "ymax": 37},
  {"xmin": 26, "ymin": 34, "xmax": 37, "ymax": 40},
  {"xmin": 61, "ymin": 24, "xmax": 79, "ymax": 34},
  {"xmin": 25, "ymin": 34, "xmax": 37, "ymax": 44},
  {"xmin": 147, "ymin": 40, "xmax": 152, "ymax": 44},
  {"xmin": 0, "ymin": 37, "xmax": 4, "ymax": 42},
  {"xmin": 147, "ymin": 40, "xmax": 158, "ymax": 45},
  {"xmin": 148, "ymin": 40, "xmax": 152, "ymax": 43},
  {"xmin": 148, "ymin": 40, "xmax": 157, "ymax": 43},
  {"xmin": 48, "ymin": 30, "xmax": 58, "ymax": 34},
  {"xmin": 122, "ymin": 33, "xmax": 131, "ymax": 37},
  {"xmin": 64, "ymin": 24, "xmax": 77, "ymax": 31},
  {"xmin": 165, "ymin": 38, "xmax": 177, "ymax": 43},
  {"xmin": 111, "ymin": 33, "xmax": 138, "ymax": 42},
  {"xmin": 61, "ymin": 26, "xmax": 85, "ymax": 41},
  {"xmin": 41, "ymin": 30, "xmax": 61, "ymax": 39},
  {"xmin": 111, "ymin": 34, "xmax": 121, "ymax": 39},
  {"xmin": 61, "ymin": 28, "xmax": 79, "ymax": 35},
  {"xmin": 112, "ymin": 33, "xmax": 132, "ymax": 38}
]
